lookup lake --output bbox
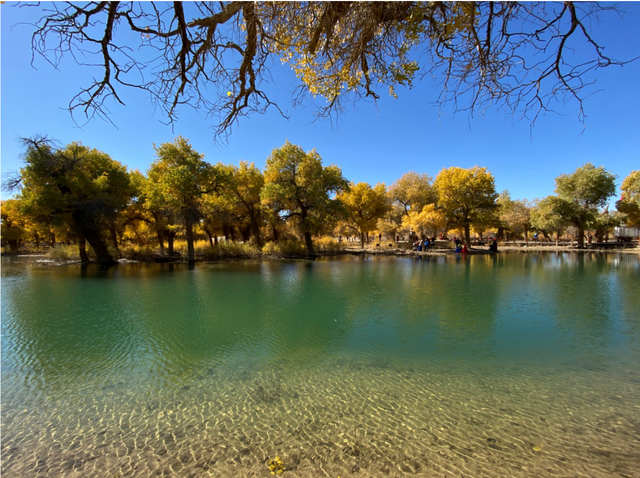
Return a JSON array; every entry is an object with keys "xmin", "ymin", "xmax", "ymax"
[{"xmin": 2, "ymin": 253, "xmax": 639, "ymax": 477}]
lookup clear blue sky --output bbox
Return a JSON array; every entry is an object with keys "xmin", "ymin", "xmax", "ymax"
[{"xmin": 2, "ymin": 2, "xmax": 639, "ymax": 204}]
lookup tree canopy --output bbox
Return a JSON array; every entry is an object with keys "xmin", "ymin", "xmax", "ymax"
[
  {"xmin": 529, "ymin": 196, "xmax": 571, "ymax": 243},
  {"xmin": 223, "ymin": 161, "xmax": 267, "ymax": 247},
  {"xmin": 402, "ymin": 204, "xmax": 447, "ymax": 240},
  {"xmin": 338, "ymin": 182, "xmax": 390, "ymax": 247},
  {"xmin": 148, "ymin": 136, "xmax": 225, "ymax": 262},
  {"xmin": 616, "ymin": 170, "xmax": 640, "ymax": 228},
  {"xmin": 3, "ymin": 135, "xmax": 633, "ymax": 260},
  {"xmin": 261, "ymin": 141, "xmax": 348, "ymax": 256},
  {"xmin": 27, "ymin": 2, "xmax": 631, "ymax": 137},
  {"xmin": 553, "ymin": 163, "xmax": 616, "ymax": 247},
  {"xmin": 434, "ymin": 165, "xmax": 498, "ymax": 246},
  {"xmin": 1, "ymin": 199, "xmax": 28, "ymax": 252},
  {"xmin": 388, "ymin": 172, "xmax": 435, "ymax": 216},
  {"xmin": 15, "ymin": 138, "xmax": 131, "ymax": 264},
  {"xmin": 498, "ymin": 191, "xmax": 532, "ymax": 241}
]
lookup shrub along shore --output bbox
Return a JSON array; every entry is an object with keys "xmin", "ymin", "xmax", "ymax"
[{"xmin": 3, "ymin": 237, "xmax": 637, "ymax": 265}]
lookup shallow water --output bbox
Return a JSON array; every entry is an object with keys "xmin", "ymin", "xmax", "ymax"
[{"xmin": 2, "ymin": 253, "xmax": 640, "ymax": 477}]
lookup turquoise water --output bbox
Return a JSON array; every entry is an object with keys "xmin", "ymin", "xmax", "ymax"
[{"xmin": 2, "ymin": 253, "xmax": 640, "ymax": 477}]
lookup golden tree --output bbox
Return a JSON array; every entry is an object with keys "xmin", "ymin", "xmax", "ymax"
[
  {"xmin": 434, "ymin": 166, "xmax": 498, "ymax": 247},
  {"xmin": 617, "ymin": 170, "xmax": 640, "ymax": 228},
  {"xmin": 338, "ymin": 182, "xmax": 390, "ymax": 247},
  {"xmin": 388, "ymin": 172, "xmax": 436, "ymax": 216},
  {"xmin": 402, "ymin": 204, "xmax": 447, "ymax": 239}
]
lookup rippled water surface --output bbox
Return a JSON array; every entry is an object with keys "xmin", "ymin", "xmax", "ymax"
[{"xmin": 2, "ymin": 253, "xmax": 640, "ymax": 477}]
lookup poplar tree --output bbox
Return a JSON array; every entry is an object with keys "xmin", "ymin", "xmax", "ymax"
[
  {"xmin": 338, "ymin": 182, "xmax": 390, "ymax": 248},
  {"xmin": 554, "ymin": 163, "xmax": 616, "ymax": 248},
  {"xmin": 616, "ymin": 171, "xmax": 640, "ymax": 228},
  {"xmin": 434, "ymin": 166, "xmax": 498, "ymax": 247},
  {"xmin": 12, "ymin": 138, "xmax": 131, "ymax": 264},
  {"xmin": 148, "ymin": 136, "xmax": 225, "ymax": 262},
  {"xmin": 262, "ymin": 142, "xmax": 348, "ymax": 256}
]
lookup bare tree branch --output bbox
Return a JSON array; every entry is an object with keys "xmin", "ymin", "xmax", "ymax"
[{"xmin": 21, "ymin": 1, "xmax": 637, "ymax": 140}]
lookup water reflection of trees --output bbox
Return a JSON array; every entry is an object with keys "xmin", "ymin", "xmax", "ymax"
[
  {"xmin": 509, "ymin": 252, "xmax": 636, "ymax": 369},
  {"xmin": 315, "ymin": 256, "xmax": 502, "ymax": 366},
  {"xmin": 3, "ymin": 254, "xmax": 638, "ymax": 399},
  {"xmin": 611, "ymin": 255, "xmax": 640, "ymax": 348},
  {"xmin": 545, "ymin": 253, "xmax": 615, "ymax": 337},
  {"xmin": 1, "ymin": 263, "xmax": 145, "ymax": 399}
]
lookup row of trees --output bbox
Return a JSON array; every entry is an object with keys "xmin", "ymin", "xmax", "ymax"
[{"xmin": 2, "ymin": 136, "xmax": 638, "ymax": 264}]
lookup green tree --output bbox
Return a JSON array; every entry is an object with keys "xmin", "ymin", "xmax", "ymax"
[
  {"xmin": 148, "ymin": 136, "xmax": 225, "ymax": 262},
  {"xmin": 530, "ymin": 196, "xmax": 572, "ymax": 244},
  {"xmin": 592, "ymin": 210, "xmax": 621, "ymax": 242},
  {"xmin": 554, "ymin": 163, "xmax": 616, "ymax": 248},
  {"xmin": 338, "ymin": 182, "xmax": 390, "ymax": 247},
  {"xmin": 261, "ymin": 141, "xmax": 349, "ymax": 256},
  {"xmin": 201, "ymin": 186, "xmax": 237, "ymax": 244},
  {"xmin": 28, "ymin": 3, "xmax": 629, "ymax": 136},
  {"xmin": 225, "ymin": 162, "xmax": 266, "ymax": 247},
  {"xmin": 616, "ymin": 170, "xmax": 640, "ymax": 227},
  {"xmin": 14, "ymin": 138, "xmax": 131, "ymax": 264},
  {"xmin": 434, "ymin": 166, "xmax": 499, "ymax": 247}
]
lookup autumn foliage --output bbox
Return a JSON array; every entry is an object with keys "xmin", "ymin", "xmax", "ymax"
[{"xmin": 2, "ymin": 137, "xmax": 632, "ymax": 261}]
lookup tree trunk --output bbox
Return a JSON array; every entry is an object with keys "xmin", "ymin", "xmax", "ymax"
[
  {"xmin": 272, "ymin": 224, "xmax": 279, "ymax": 242},
  {"xmin": 78, "ymin": 236, "xmax": 90, "ymax": 263},
  {"xmin": 110, "ymin": 223, "xmax": 119, "ymax": 253},
  {"xmin": 71, "ymin": 208, "xmax": 115, "ymax": 264},
  {"xmin": 205, "ymin": 229, "xmax": 214, "ymax": 246},
  {"xmin": 464, "ymin": 223, "xmax": 471, "ymax": 247},
  {"xmin": 249, "ymin": 211, "xmax": 263, "ymax": 248},
  {"xmin": 50, "ymin": 232, "xmax": 56, "ymax": 246},
  {"xmin": 360, "ymin": 231, "xmax": 365, "ymax": 248},
  {"xmin": 34, "ymin": 232, "xmax": 40, "ymax": 247},
  {"xmin": 241, "ymin": 225, "xmax": 251, "ymax": 243},
  {"xmin": 214, "ymin": 234, "xmax": 218, "ymax": 246},
  {"xmin": 185, "ymin": 215, "xmax": 195, "ymax": 263},
  {"xmin": 301, "ymin": 208, "xmax": 315, "ymax": 256},
  {"xmin": 8, "ymin": 239, "xmax": 19, "ymax": 252},
  {"xmin": 577, "ymin": 228, "xmax": 585, "ymax": 248},
  {"xmin": 304, "ymin": 231, "xmax": 315, "ymax": 256},
  {"xmin": 167, "ymin": 232, "xmax": 175, "ymax": 255},
  {"xmin": 82, "ymin": 228, "xmax": 116, "ymax": 264},
  {"xmin": 156, "ymin": 230, "xmax": 165, "ymax": 256}
]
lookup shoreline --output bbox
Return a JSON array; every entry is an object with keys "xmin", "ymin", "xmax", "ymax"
[{"xmin": 3, "ymin": 244, "xmax": 638, "ymax": 267}]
